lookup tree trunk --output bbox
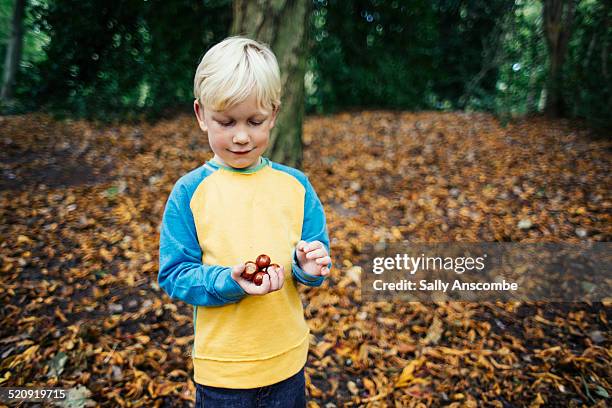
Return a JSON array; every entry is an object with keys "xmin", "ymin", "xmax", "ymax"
[
  {"xmin": 601, "ymin": 0, "xmax": 611, "ymax": 110},
  {"xmin": 526, "ymin": 22, "xmax": 544, "ymax": 114},
  {"xmin": 542, "ymin": 0, "xmax": 576, "ymax": 118},
  {"xmin": 231, "ymin": 0, "xmax": 310, "ymax": 169},
  {"xmin": 1, "ymin": 0, "xmax": 27, "ymax": 102}
]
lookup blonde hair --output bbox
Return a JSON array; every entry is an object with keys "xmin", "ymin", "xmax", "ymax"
[{"xmin": 193, "ymin": 36, "xmax": 281, "ymax": 112}]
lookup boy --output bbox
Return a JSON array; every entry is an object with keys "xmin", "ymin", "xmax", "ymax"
[{"xmin": 158, "ymin": 36, "xmax": 333, "ymax": 407}]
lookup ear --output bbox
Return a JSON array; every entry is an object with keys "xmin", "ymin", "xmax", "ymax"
[
  {"xmin": 193, "ymin": 99, "xmax": 208, "ymax": 133},
  {"xmin": 268, "ymin": 104, "xmax": 281, "ymax": 129}
]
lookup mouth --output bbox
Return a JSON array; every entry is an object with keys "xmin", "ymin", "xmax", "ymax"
[{"xmin": 229, "ymin": 149, "xmax": 252, "ymax": 155}]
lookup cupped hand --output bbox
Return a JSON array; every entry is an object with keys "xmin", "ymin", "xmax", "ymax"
[{"xmin": 231, "ymin": 263, "xmax": 285, "ymax": 295}]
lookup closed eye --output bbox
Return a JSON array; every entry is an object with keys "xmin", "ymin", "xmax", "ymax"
[{"xmin": 217, "ymin": 120, "xmax": 263, "ymax": 127}]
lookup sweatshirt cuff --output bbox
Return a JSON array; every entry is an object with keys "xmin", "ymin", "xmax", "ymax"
[
  {"xmin": 214, "ymin": 266, "xmax": 246, "ymax": 301},
  {"xmin": 291, "ymin": 247, "xmax": 326, "ymax": 287}
]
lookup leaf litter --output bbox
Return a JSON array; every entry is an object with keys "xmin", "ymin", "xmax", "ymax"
[{"xmin": 0, "ymin": 111, "xmax": 610, "ymax": 407}]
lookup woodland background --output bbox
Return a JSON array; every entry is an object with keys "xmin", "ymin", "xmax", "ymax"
[
  {"xmin": 1, "ymin": 0, "xmax": 611, "ymax": 128},
  {"xmin": 0, "ymin": 0, "xmax": 610, "ymax": 407}
]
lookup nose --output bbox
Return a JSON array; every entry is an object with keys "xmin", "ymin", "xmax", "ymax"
[{"xmin": 232, "ymin": 127, "xmax": 250, "ymax": 144}]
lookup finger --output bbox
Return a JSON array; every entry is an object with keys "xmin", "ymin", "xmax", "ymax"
[
  {"xmin": 303, "ymin": 241, "xmax": 322, "ymax": 253},
  {"xmin": 306, "ymin": 248, "xmax": 326, "ymax": 259},
  {"xmin": 315, "ymin": 256, "xmax": 331, "ymax": 265},
  {"xmin": 268, "ymin": 269, "xmax": 279, "ymax": 291},
  {"xmin": 268, "ymin": 265, "xmax": 284, "ymax": 290},
  {"xmin": 277, "ymin": 266, "xmax": 285, "ymax": 289},
  {"xmin": 320, "ymin": 266, "xmax": 329, "ymax": 276},
  {"xmin": 255, "ymin": 274, "xmax": 271, "ymax": 295}
]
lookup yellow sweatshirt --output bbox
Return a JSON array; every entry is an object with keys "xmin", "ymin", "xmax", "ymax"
[{"xmin": 158, "ymin": 156, "xmax": 332, "ymax": 388}]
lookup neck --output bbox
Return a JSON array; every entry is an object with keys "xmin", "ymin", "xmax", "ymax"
[{"xmin": 213, "ymin": 155, "xmax": 262, "ymax": 170}]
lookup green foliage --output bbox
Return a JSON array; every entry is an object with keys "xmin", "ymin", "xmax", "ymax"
[
  {"xmin": 306, "ymin": 0, "xmax": 515, "ymax": 114},
  {"xmin": 0, "ymin": 0, "xmax": 50, "ymax": 114},
  {"xmin": 306, "ymin": 0, "xmax": 439, "ymax": 113},
  {"xmin": 12, "ymin": 0, "xmax": 232, "ymax": 121},
  {"xmin": 563, "ymin": 0, "xmax": 611, "ymax": 130},
  {"xmin": 492, "ymin": 0, "xmax": 611, "ymax": 130},
  {"xmin": 306, "ymin": 0, "xmax": 610, "ymax": 129},
  {"xmin": 491, "ymin": 1, "xmax": 547, "ymax": 118},
  {"xmin": 0, "ymin": 0, "xmax": 609, "ymax": 128}
]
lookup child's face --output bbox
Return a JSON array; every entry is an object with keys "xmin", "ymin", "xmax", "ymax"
[{"xmin": 194, "ymin": 91, "xmax": 278, "ymax": 169}]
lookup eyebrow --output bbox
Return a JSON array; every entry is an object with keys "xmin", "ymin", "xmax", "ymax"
[{"xmin": 213, "ymin": 112, "xmax": 268, "ymax": 120}]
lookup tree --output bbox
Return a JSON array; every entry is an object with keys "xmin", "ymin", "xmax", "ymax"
[
  {"xmin": 231, "ymin": 0, "xmax": 311, "ymax": 169},
  {"xmin": 542, "ymin": 0, "xmax": 577, "ymax": 118},
  {"xmin": 27, "ymin": 0, "xmax": 231, "ymax": 119},
  {"xmin": 1, "ymin": 0, "xmax": 27, "ymax": 102}
]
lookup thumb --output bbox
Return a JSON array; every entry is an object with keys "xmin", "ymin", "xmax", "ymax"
[
  {"xmin": 295, "ymin": 249, "xmax": 306, "ymax": 265},
  {"xmin": 296, "ymin": 240, "xmax": 308, "ymax": 260},
  {"xmin": 230, "ymin": 264, "xmax": 245, "ymax": 281},
  {"xmin": 296, "ymin": 240, "xmax": 308, "ymax": 252}
]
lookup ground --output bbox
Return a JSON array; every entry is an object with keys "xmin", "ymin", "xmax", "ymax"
[{"xmin": 0, "ymin": 111, "xmax": 610, "ymax": 407}]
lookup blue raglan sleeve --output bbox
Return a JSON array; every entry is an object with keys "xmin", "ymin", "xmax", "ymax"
[
  {"xmin": 292, "ymin": 176, "xmax": 333, "ymax": 287},
  {"xmin": 158, "ymin": 179, "xmax": 246, "ymax": 306}
]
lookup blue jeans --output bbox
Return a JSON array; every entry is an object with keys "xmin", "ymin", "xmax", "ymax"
[{"xmin": 195, "ymin": 366, "xmax": 306, "ymax": 408}]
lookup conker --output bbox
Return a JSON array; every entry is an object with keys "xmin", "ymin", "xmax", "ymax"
[
  {"xmin": 253, "ymin": 271, "xmax": 267, "ymax": 286},
  {"xmin": 242, "ymin": 254, "xmax": 277, "ymax": 286},
  {"xmin": 241, "ymin": 261, "xmax": 258, "ymax": 280},
  {"xmin": 256, "ymin": 254, "xmax": 271, "ymax": 269}
]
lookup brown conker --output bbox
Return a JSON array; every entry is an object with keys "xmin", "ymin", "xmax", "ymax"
[
  {"xmin": 241, "ymin": 261, "xmax": 258, "ymax": 280},
  {"xmin": 253, "ymin": 271, "xmax": 268, "ymax": 286},
  {"xmin": 256, "ymin": 254, "xmax": 271, "ymax": 269},
  {"xmin": 242, "ymin": 254, "xmax": 275, "ymax": 285}
]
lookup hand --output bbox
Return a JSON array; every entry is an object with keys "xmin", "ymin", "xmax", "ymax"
[
  {"xmin": 230, "ymin": 263, "xmax": 285, "ymax": 295},
  {"xmin": 295, "ymin": 240, "xmax": 331, "ymax": 277}
]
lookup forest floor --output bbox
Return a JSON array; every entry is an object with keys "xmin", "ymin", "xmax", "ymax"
[{"xmin": 0, "ymin": 111, "xmax": 610, "ymax": 407}]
